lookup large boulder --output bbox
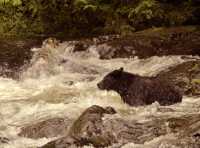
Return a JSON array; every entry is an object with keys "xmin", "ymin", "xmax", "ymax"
[
  {"xmin": 0, "ymin": 38, "xmax": 42, "ymax": 78},
  {"xmin": 40, "ymin": 105, "xmax": 117, "ymax": 148}
]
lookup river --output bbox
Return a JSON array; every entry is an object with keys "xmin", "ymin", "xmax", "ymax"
[{"xmin": 0, "ymin": 38, "xmax": 200, "ymax": 148}]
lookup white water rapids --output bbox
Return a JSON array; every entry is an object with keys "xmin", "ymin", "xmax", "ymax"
[{"xmin": 0, "ymin": 40, "xmax": 200, "ymax": 148}]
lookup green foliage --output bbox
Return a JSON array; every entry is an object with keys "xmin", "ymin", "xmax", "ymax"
[
  {"xmin": 74, "ymin": 0, "xmax": 111, "ymax": 12},
  {"xmin": 0, "ymin": 0, "xmax": 198, "ymax": 37},
  {"xmin": 74, "ymin": 0, "xmax": 89, "ymax": 7},
  {"xmin": 129, "ymin": 0, "xmax": 157, "ymax": 20},
  {"xmin": 191, "ymin": 79, "xmax": 200, "ymax": 84},
  {"xmin": 83, "ymin": 4, "xmax": 97, "ymax": 11},
  {"xmin": 27, "ymin": 0, "xmax": 39, "ymax": 17},
  {"xmin": 0, "ymin": 0, "xmax": 22, "ymax": 6},
  {"xmin": 127, "ymin": 0, "xmax": 163, "ymax": 29}
]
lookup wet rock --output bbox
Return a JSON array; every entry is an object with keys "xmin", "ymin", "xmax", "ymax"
[
  {"xmin": 41, "ymin": 105, "xmax": 117, "ymax": 148},
  {"xmin": 0, "ymin": 38, "xmax": 42, "ymax": 78},
  {"xmin": 39, "ymin": 137, "xmax": 76, "ymax": 148},
  {"xmin": 158, "ymin": 114, "xmax": 200, "ymax": 148},
  {"xmin": 18, "ymin": 117, "xmax": 72, "ymax": 139},
  {"xmin": 92, "ymin": 35, "xmax": 120, "ymax": 45},
  {"xmin": 40, "ymin": 106, "xmax": 200, "ymax": 148},
  {"xmin": 176, "ymin": 137, "xmax": 200, "ymax": 148},
  {"xmin": 97, "ymin": 26, "xmax": 200, "ymax": 59},
  {"xmin": 104, "ymin": 106, "xmax": 117, "ymax": 114},
  {"xmin": 166, "ymin": 114, "xmax": 200, "ymax": 134},
  {"xmin": 42, "ymin": 38, "xmax": 60, "ymax": 49},
  {"xmin": 149, "ymin": 136, "xmax": 200, "ymax": 148},
  {"xmin": 157, "ymin": 60, "xmax": 200, "ymax": 96},
  {"xmin": 68, "ymin": 105, "xmax": 117, "ymax": 147},
  {"xmin": 68, "ymin": 27, "xmax": 200, "ymax": 60},
  {"xmin": 0, "ymin": 137, "xmax": 9, "ymax": 144},
  {"xmin": 73, "ymin": 42, "xmax": 89, "ymax": 52},
  {"xmin": 71, "ymin": 35, "xmax": 120, "ymax": 53},
  {"xmin": 97, "ymin": 68, "xmax": 182, "ymax": 106}
]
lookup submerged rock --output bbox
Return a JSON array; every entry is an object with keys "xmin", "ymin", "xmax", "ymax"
[
  {"xmin": 0, "ymin": 137, "xmax": 9, "ymax": 144},
  {"xmin": 97, "ymin": 68, "xmax": 182, "ymax": 106},
  {"xmin": 40, "ymin": 106, "xmax": 200, "ymax": 148},
  {"xmin": 18, "ymin": 117, "xmax": 72, "ymax": 139}
]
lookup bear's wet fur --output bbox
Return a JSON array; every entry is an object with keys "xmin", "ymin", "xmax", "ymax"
[{"xmin": 97, "ymin": 68, "xmax": 182, "ymax": 106}]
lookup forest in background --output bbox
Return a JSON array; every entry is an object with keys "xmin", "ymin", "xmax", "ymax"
[{"xmin": 0, "ymin": 0, "xmax": 199, "ymax": 37}]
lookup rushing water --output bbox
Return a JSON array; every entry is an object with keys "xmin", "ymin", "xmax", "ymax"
[{"xmin": 0, "ymin": 40, "xmax": 200, "ymax": 148}]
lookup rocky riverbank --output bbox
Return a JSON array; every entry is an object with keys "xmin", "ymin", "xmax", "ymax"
[{"xmin": 1, "ymin": 26, "xmax": 199, "ymax": 78}]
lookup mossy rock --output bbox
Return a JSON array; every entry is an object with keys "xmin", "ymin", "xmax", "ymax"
[
  {"xmin": 97, "ymin": 26, "xmax": 200, "ymax": 59},
  {"xmin": 157, "ymin": 60, "xmax": 200, "ymax": 96}
]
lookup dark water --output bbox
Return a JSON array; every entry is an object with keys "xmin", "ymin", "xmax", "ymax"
[{"xmin": 0, "ymin": 38, "xmax": 42, "ymax": 78}]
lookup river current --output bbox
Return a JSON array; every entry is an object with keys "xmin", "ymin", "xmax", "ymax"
[{"xmin": 0, "ymin": 39, "xmax": 199, "ymax": 148}]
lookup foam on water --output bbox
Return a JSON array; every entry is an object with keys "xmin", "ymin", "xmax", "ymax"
[{"xmin": 0, "ymin": 40, "xmax": 199, "ymax": 148}]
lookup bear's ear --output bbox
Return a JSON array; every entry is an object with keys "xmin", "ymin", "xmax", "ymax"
[
  {"xmin": 119, "ymin": 67, "xmax": 123, "ymax": 72},
  {"xmin": 111, "ymin": 68, "xmax": 124, "ymax": 78}
]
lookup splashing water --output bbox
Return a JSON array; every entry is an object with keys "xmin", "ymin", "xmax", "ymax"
[{"xmin": 0, "ymin": 39, "xmax": 199, "ymax": 148}]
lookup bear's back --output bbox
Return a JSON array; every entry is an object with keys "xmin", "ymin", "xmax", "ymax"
[{"xmin": 124, "ymin": 76, "xmax": 182, "ymax": 106}]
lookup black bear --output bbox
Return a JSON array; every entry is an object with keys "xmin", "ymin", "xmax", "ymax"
[{"xmin": 97, "ymin": 68, "xmax": 182, "ymax": 106}]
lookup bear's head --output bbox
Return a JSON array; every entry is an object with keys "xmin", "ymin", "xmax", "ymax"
[{"xmin": 97, "ymin": 67, "xmax": 124, "ymax": 91}]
